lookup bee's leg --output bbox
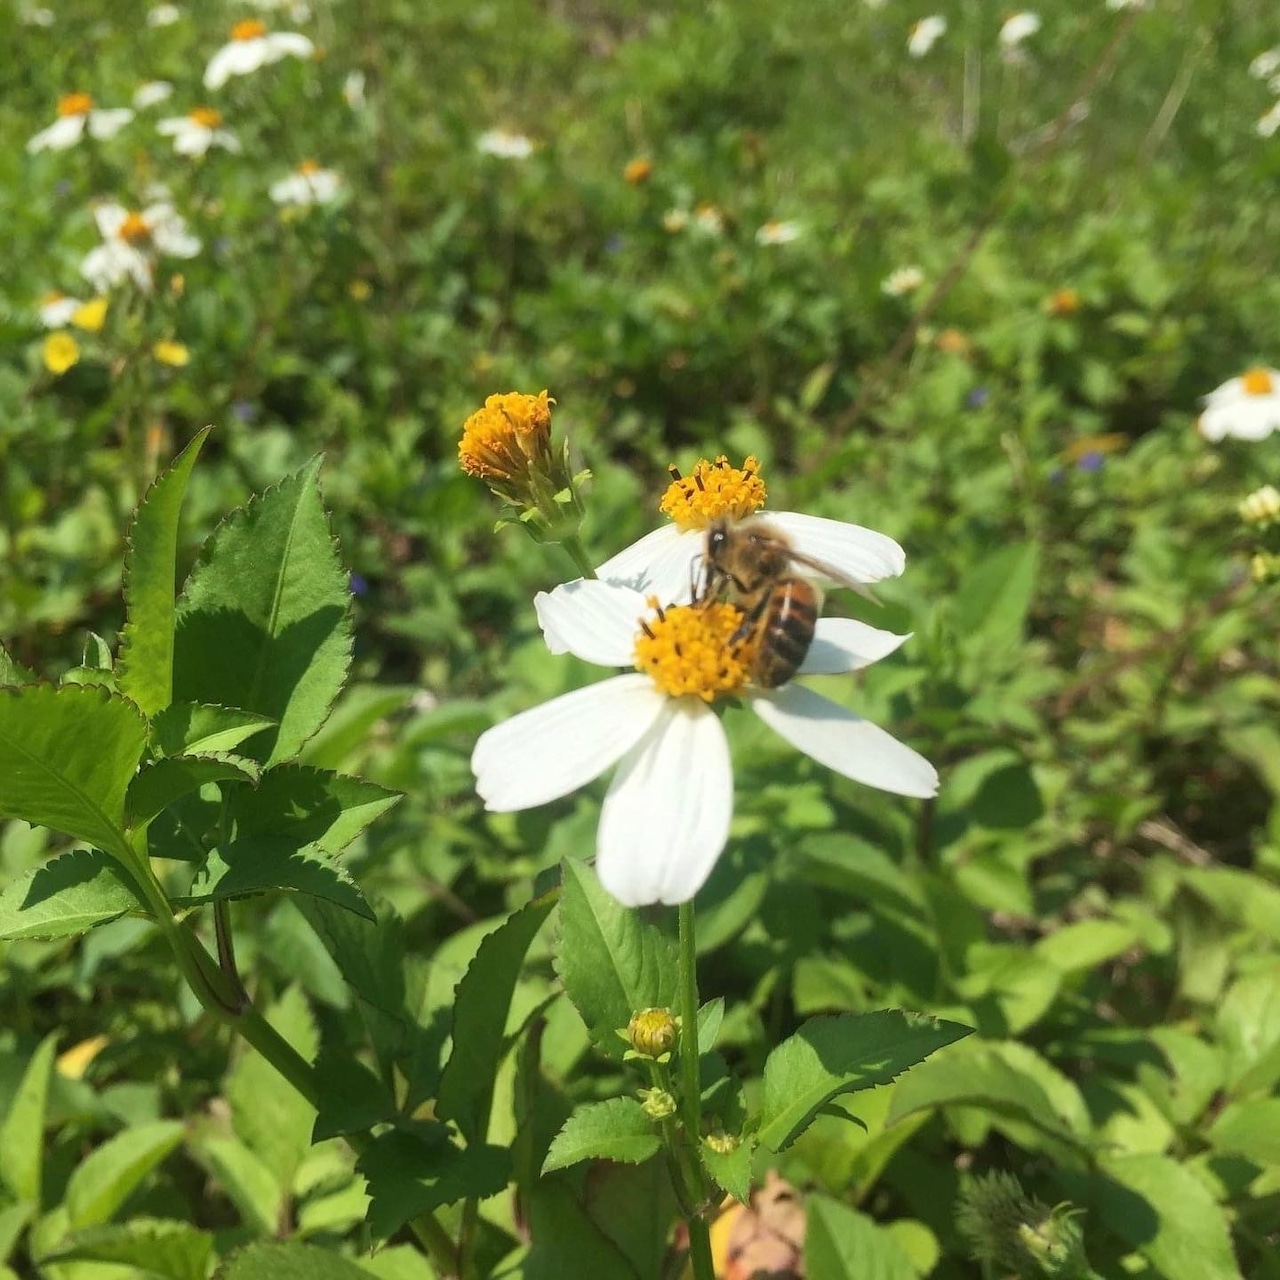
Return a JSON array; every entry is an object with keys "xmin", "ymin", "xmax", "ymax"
[{"xmin": 729, "ymin": 594, "xmax": 768, "ymax": 646}]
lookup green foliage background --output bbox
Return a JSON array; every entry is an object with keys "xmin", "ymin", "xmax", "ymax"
[{"xmin": 3, "ymin": 0, "xmax": 1280, "ymax": 1276}]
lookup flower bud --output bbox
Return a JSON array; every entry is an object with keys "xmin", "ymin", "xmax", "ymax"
[
  {"xmin": 626, "ymin": 1007, "xmax": 678, "ymax": 1060},
  {"xmin": 1239, "ymin": 484, "xmax": 1280, "ymax": 527},
  {"xmin": 638, "ymin": 1087, "xmax": 676, "ymax": 1120}
]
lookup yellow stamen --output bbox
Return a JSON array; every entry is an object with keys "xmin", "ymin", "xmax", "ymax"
[
  {"xmin": 458, "ymin": 390, "xmax": 555, "ymax": 482},
  {"xmin": 634, "ymin": 601, "xmax": 752, "ymax": 702},
  {"xmin": 43, "ymin": 333, "xmax": 80, "ymax": 376},
  {"xmin": 623, "ymin": 156, "xmax": 653, "ymax": 185},
  {"xmin": 1242, "ymin": 368, "xmax": 1275, "ymax": 397},
  {"xmin": 57, "ymin": 92, "xmax": 93, "ymax": 117},
  {"xmin": 189, "ymin": 106, "xmax": 223, "ymax": 128},
  {"xmin": 71, "ymin": 297, "xmax": 108, "ymax": 332},
  {"xmin": 659, "ymin": 455, "xmax": 767, "ymax": 531},
  {"xmin": 231, "ymin": 18, "xmax": 268, "ymax": 40},
  {"xmin": 118, "ymin": 212, "xmax": 151, "ymax": 245},
  {"xmin": 298, "ymin": 158, "xmax": 322, "ymax": 175}
]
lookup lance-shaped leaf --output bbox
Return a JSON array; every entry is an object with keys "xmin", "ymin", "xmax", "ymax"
[
  {"xmin": 0, "ymin": 1032, "xmax": 58, "ymax": 1202},
  {"xmin": 40, "ymin": 1219, "xmax": 214, "ymax": 1280},
  {"xmin": 0, "ymin": 685, "xmax": 147, "ymax": 861},
  {"xmin": 66, "ymin": 1120, "xmax": 186, "ymax": 1228},
  {"xmin": 172, "ymin": 457, "xmax": 352, "ymax": 766},
  {"xmin": 151, "ymin": 703, "xmax": 275, "ymax": 758},
  {"xmin": 0, "ymin": 850, "xmax": 149, "ymax": 941},
  {"xmin": 127, "ymin": 754, "xmax": 260, "ymax": 830},
  {"xmin": 117, "ymin": 428, "xmax": 210, "ymax": 717}
]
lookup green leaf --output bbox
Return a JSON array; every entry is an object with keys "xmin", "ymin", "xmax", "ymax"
[
  {"xmin": 300, "ymin": 683, "xmax": 417, "ymax": 770},
  {"xmin": 190, "ymin": 1133, "xmax": 283, "ymax": 1237},
  {"xmin": 805, "ymin": 1197, "xmax": 916, "ymax": 1280},
  {"xmin": 438, "ymin": 892, "xmax": 556, "ymax": 1143},
  {"xmin": 0, "ymin": 850, "xmax": 149, "ymax": 941},
  {"xmin": 953, "ymin": 541, "xmax": 1039, "ymax": 657},
  {"xmin": 523, "ymin": 1180, "xmax": 639, "ymax": 1280},
  {"xmin": 173, "ymin": 456, "xmax": 352, "ymax": 766},
  {"xmin": 65, "ymin": 1120, "xmax": 185, "ymax": 1228},
  {"xmin": 0, "ymin": 1033, "xmax": 57, "ymax": 1202},
  {"xmin": 358, "ymin": 1123, "xmax": 509, "ymax": 1243},
  {"xmin": 698, "ymin": 998, "xmax": 725, "ymax": 1053},
  {"xmin": 1034, "ymin": 918, "xmax": 1143, "ymax": 974},
  {"xmin": 151, "ymin": 702, "xmax": 276, "ymax": 757},
  {"xmin": 43, "ymin": 1218, "xmax": 213, "ymax": 1280},
  {"xmin": 218, "ymin": 1241, "xmax": 376, "ymax": 1280},
  {"xmin": 554, "ymin": 860, "xmax": 679, "ymax": 1060},
  {"xmin": 117, "ymin": 428, "xmax": 209, "ymax": 716},
  {"xmin": 1095, "ymin": 1152, "xmax": 1242, "ymax": 1280},
  {"xmin": 312, "ymin": 1050, "xmax": 397, "ymax": 1141},
  {"xmin": 543, "ymin": 1098, "xmax": 660, "ymax": 1173},
  {"xmin": 126, "ymin": 753, "xmax": 260, "ymax": 829},
  {"xmin": 1207, "ymin": 1098, "xmax": 1280, "ymax": 1166},
  {"xmin": 700, "ymin": 1134, "xmax": 754, "ymax": 1203},
  {"xmin": 227, "ymin": 765, "xmax": 400, "ymax": 855},
  {"xmin": 0, "ymin": 644, "xmax": 34, "ymax": 686},
  {"xmin": 758, "ymin": 1011, "xmax": 971, "ymax": 1152},
  {"xmin": 0, "ymin": 685, "xmax": 147, "ymax": 860}
]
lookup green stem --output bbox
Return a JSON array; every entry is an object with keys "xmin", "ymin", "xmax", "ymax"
[
  {"xmin": 560, "ymin": 533, "xmax": 597, "ymax": 580},
  {"xmin": 677, "ymin": 902, "xmax": 715, "ymax": 1280}
]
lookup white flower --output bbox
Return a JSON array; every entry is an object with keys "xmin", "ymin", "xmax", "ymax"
[
  {"xmin": 472, "ymin": 579, "xmax": 936, "ymax": 906},
  {"xmin": 133, "ymin": 81, "xmax": 174, "ymax": 109},
  {"xmin": 270, "ymin": 161, "xmax": 341, "ymax": 206},
  {"xmin": 1198, "ymin": 369, "xmax": 1280, "ymax": 442},
  {"xmin": 342, "ymin": 70, "xmax": 366, "ymax": 108},
  {"xmin": 27, "ymin": 94, "xmax": 133, "ymax": 153},
  {"xmin": 882, "ymin": 265, "xmax": 926, "ymax": 296},
  {"xmin": 37, "ymin": 292, "xmax": 83, "ymax": 328},
  {"xmin": 477, "ymin": 128, "xmax": 534, "ymax": 159},
  {"xmin": 80, "ymin": 202, "xmax": 200, "ymax": 294},
  {"xmin": 693, "ymin": 204, "xmax": 725, "ymax": 235},
  {"xmin": 1249, "ymin": 48, "xmax": 1280, "ymax": 79},
  {"xmin": 248, "ymin": 0, "xmax": 313, "ymax": 19},
  {"xmin": 1258, "ymin": 101, "xmax": 1280, "ymax": 140},
  {"xmin": 999, "ymin": 12, "xmax": 1040, "ymax": 50},
  {"xmin": 1105, "ymin": 0, "xmax": 1151, "ymax": 8},
  {"xmin": 146, "ymin": 4, "xmax": 181, "ymax": 25},
  {"xmin": 158, "ymin": 107, "xmax": 241, "ymax": 156},
  {"xmin": 204, "ymin": 20, "xmax": 314, "ymax": 90},
  {"xmin": 908, "ymin": 15, "xmax": 946, "ymax": 57},
  {"xmin": 756, "ymin": 219, "xmax": 801, "ymax": 246},
  {"xmin": 20, "ymin": 7, "xmax": 55, "ymax": 25}
]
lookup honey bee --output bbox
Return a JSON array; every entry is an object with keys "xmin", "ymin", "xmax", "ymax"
[{"xmin": 700, "ymin": 515, "xmax": 870, "ymax": 688}]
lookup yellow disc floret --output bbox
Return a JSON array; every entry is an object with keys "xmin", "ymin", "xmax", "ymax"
[
  {"xmin": 458, "ymin": 389, "xmax": 555, "ymax": 482},
  {"xmin": 1242, "ymin": 368, "xmax": 1276, "ymax": 397},
  {"xmin": 57, "ymin": 92, "xmax": 93, "ymax": 117},
  {"xmin": 634, "ymin": 601, "xmax": 752, "ymax": 702},
  {"xmin": 189, "ymin": 107, "xmax": 223, "ymax": 128},
  {"xmin": 658, "ymin": 455, "xmax": 767, "ymax": 531},
  {"xmin": 118, "ymin": 212, "xmax": 152, "ymax": 245},
  {"xmin": 231, "ymin": 18, "xmax": 268, "ymax": 40}
]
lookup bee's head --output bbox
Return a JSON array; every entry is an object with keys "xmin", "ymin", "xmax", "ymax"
[{"xmin": 706, "ymin": 518, "xmax": 730, "ymax": 562}]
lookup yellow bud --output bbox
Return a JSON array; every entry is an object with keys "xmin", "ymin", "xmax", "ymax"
[
  {"xmin": 43, "ymin": 332, "xmax": 80, "ymax": 375},
  {"xmin": 153, "ymin": 339, "xmax": 190, "ymax": 367},
  {"xmin": 626, "ymin": 1008, "xmax": 678, "ymax": 1059},
  {"xmin": 71, "ymin": 297, "xmax": 108, "ymax": 332}
]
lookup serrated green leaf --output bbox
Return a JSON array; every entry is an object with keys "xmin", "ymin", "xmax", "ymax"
[
  {"xmin": 127, "ymin": 753, "xmax": 260, "ymax": 830},
  {"xmin": 173, "ymin": 456, "xmax": 352, "ymax": 766},
  {"xmin": 0, "ymin": 849, "xmax": 149, "ymax": 941},
  {"xmin": 358, "ymin": 1123, "xmax": 509, "ymax": 1243},
  {"xmin": 117, "ymin": 428, "xmax": 209, "ymax": 716},
  {"xmin": 65, "ymin": 1120, "xmax": 185, "ymax": 1228},
  {"xmin": 42, "ymin": 1218, "xmax": 214, "ymax": 1280},
  {"xmin": 805, "ymin": 1197, "xmax": 916, "ymax": 1280},
  {"xmin": 438, "ymin": 892, "xmax": 556, "ymax": 1143},
  {"xmin": 0, "ymin": 645, "xmax": 34, "ymax": 686},
  {"xmin": 219, "ymin": 1241, "xmax": 374, "ymax": 1280},
  {"xmin": 758, "ymin": 1011, "xmax": 971, "ymax": 1152},
  {"xmin": 0, "ymin": 685, "xmax": 147, "ymax": 860},
  {"xmin": 227, "ymin": 765, "xmax": 400, "ymax": 855},
  {"xmin": 542, "ymin": 1098, "xmax": 660, "ymax": 1173},
  {"xmin": 954, "ymin": 541, "xmax": 1039, "ymax": 657},
  {"xmin": 555, "ymin": 860, "xmax": 679, "ymax": 1061},
  {"xmin": 312, "ymin": 1050, "xmax": 397, "ymax": 1141},
  {"xmin": 81, "ymin": 633, "xmax": 113, "ymax": 672},
  {"xmin": 523, "ymin": 1180, "xmax": 638, "ymax": 1280},
  {"xmin": 151, "ymin": 702, "xmax": 276, "ymax": 758},
  {"xmin": 700, "ymin": 1134, "xmax": 753, "ymax": 1203},
  {"xmin": 191, "ymin": 1133, "xmax": 283, "ymax": 1237},
  {"xmin": 0, "ymin": 1033, "xmax": 57, "ymax": 1202}
]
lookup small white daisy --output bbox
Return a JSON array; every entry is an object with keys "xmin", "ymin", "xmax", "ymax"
[
  {"xmin": 158, "ymin": 107, "xmax": 241, "ymax": 156},
  {"xmin": 146, "ymin": 4, "xmax": 181, "ymax": 25},
  {"xmin": 80, "ymin": 202, "xmax": 200, "ymax": 294},
  {"xmin": 1249, "ymin": 48, "xmax": 1280, "ymax": 79},
  {"xmin": 1105, "ymin": 0, "xmax": 1152, "ymax": 9},
  {"xmin": 20, "ymin": 6, "xmax": 55, "ymax": 25},
  {"xmin": 37, "ymin": 291, "xmax": 83, "ymax": 328},
  {"xmin": 882, "ymin": 265, "xmax": 926, "ymax": 296},
  {"xmin": 269, "ymin": 160, "xmax": 341, "ymax": 206},
  {"xmin": 908, "ymin": 15, "xmax": 946, "ymax": 58},
  {"xmin": 27, "ymin": 93, "xmax": 133, "ymax": 154},
  {"xmin": 1198, "ymin": 369, "xmax": 1280, "ymax": 442},
  {"xmin": 204, "ymin": 19, "xmax": 314, "ymax": 91},
  {"xmin": 998, "ymin": 12, "xmax": 1041, "ymax": 51},
  {"xmin": 133, "ymin": 81, "xmax": 174, "ymax": 109},
  {"xmin": 248, "ymin": 0, "xmax": 313, "ymax": 19},
  {"xmin": 1258, "ymin": 101, "xmax": 1280, "ymax": 140},
  {"xmin": 755, "ymin": 219, "xmax": 801, "ymax": 246},
  {"xmin": 342, "ymin": 70, "xmax": 366, "ymax": 108},
  {"xmin": 477, "ymin": 128, "xmax": 535, "ymax": 159},
  {"xmin": 693, "ymin": 204, "xmax": 725, "ymax": 236},
  {"xmin": 472, "ymin": 579, "xmax": 936, "ymax": 907}
]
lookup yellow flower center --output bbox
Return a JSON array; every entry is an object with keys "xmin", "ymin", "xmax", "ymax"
[
  {"xmin": 1242, "ymin": 368, "xmax": 1275, "ymax": 397},
  {"xmin": 118, "ymin": 212, "xmax": 152, "ymax": 245},
  {"xmin": 43, "ymin": 332, "xmax": 81, "ymax": 376},
  {"xmin": 41, "ymin": 290, "xmax": 66, "ymax": 306},
  {"xmin": 659, "ymin": 455, "xmax": 767, "ymax": 531},
  {"xmin": 231, "ymin": 18, "xmax": 268, "ymax": 40},
  {"xmin": 189, "ymin": 106, "xmax": 222, "ymax": 128},
  {"xmin": 71, "ymin": 297, "xmax": 109, "ymax": 332},
  {"xmin": 457, "ymin": 390, "xmax": 555, "ymax": 482},
  {"xmin": 298, "ymin": 158, "xmax": 322, "ymax": 174},
  {"xmin": 634, "ymin": 601, "xmax": 752, "ymax": 702},
  {"xmin": 57, "ymin": 92, "xmax": 94, "ymax": 117},
  {"xmin": 624, "ymin": 156, "xmax": 653, "ymax": 184}
]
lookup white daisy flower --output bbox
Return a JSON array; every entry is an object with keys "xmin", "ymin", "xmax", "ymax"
[
  {"xmin": 1249, "ymin": 48, "xmax": 1280, "ymax": 79},
  {"xmin": 204, "ymin": 19, "xmax": 314, "ymax": 90},
  {"xmin": 908, "ymin": 15, "xmax": 946, "ymax": 57},
  {"xmin": 998, "ymin": 12, "xmax": 1041, "ymax": 51},
  {"xmin": 248, "ymin": 0, "xmax": 313, "ymax": 20},
  {"xmin": 342, "ymin": 70, "xmax": 366, "ymax": 109},
  {"xmin": 693, "ymin": 204, "xmax": 725, "ymax": 235},
  {"xmin": 1258, "ymin": 101, "xmax": 1280, "ymax": 140},
  {"xmin": 20, "ymin": 7, "xmax": 55, "ymax": 25},
  {"xmin": 158, "ymin": 107, "xmax": 241, "ymax": 156},
  {"xmin": 882, "ymin": 265, "xmax": 926, "ymax": 296},
  {"xmin": 37, "ymin": 291, "xmax": 83, "ymax": 328},
  {"xmin": 26, "ymin": 93, "xmax": 134, "ymax": 153},
  {"xmin": 472, "ymin": 579, "xmax": 936, "ymax": 906},
  {"xmin": 269, "ymin": 160, "xmax": 341, "ymax": 206},
  {"xmin": 1105, "ymin": 0, "xmax": 1151, "ymax": 8},
  {"xmin": 146, "ymin": 4, "xmax": 181, "ymax": 25},
  {"xmin": 133, "ymin": 81, "xmax": 174, "ymax": 109},
  {"xmin": 80, "ymin": 202, "xmax": 200, "ymax": 294},
  {"xmin": 1198, "ymin": 369, "xmax": 1280, "ymax": 442},
  {"xmin": 755, "ymin": 219, "xmax": 801, "ymax": 246},
  {"xmin": 477, "ymin": 128, "xmax": 535, "ymax": 159}
]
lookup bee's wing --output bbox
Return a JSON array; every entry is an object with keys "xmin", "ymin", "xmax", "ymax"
[{"xmin": 783, "ymin": 548, "xmax": 884, "ymax": 603}]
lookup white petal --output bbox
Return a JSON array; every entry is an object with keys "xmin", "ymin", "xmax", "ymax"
[
  {"xmin": 265, "ymin": 31, "xmax": 315, "ymax": 60},
  {"xmin": 1199, "ymin": 399, "xmax": 1280, "ymax": 442},
  {"xmin": 27, "ymin": 115, "xmax": 86, "ymax": 153},
  {"xmin": 597, "ymin": 701, "xmax": 732, "ymax": 906},
  {"xmin": 173, "ymin": 128, "xmax": 210, "ymax": 156},
  {"xmin": 750, "ymin": 684, "xmax": 937, "ymax": 798},
  {"xmin": 534, "ymin": 580, "xmax": 649, "ymax": 666},
  {"xmin": 798, "ymin": 618, "xmax": 910, "ymax": 676},
  {"xmin": 472, "ymin": 674, "xmax": 663, "ymax": 812},
  {"xmin": 94, "ymin": 202, "xmax": 128, "ymax": 240},
  {"xmin": 205, "ymin": 40, "xmax": 263, "ymax": 88},
  {"xmin": 765, "ymin": 511, "xmax": 906, "ymax": 584},
  {"xmin": 595, "ymin": 524, "xmax": 703, "ymax": 602},
  {"xmin": 88, "ymin": 108, "xmax": 134, "ymax": 139}
]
